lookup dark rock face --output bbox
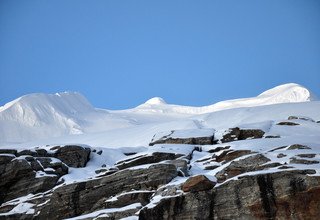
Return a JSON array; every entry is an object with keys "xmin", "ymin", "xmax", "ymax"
[
  {"xmin": 182, "ymin": 175, "xmax": 216, "ymax": 192},
  {"xmin": 140, "ymin": 170, "xmax": 320, "ymax": 220},
  {"xmin": 0, "ymin": 149, "xmax": 17, "ymax": 155},
  {"xmin": 239, "ymin": 129, "xmax": 265, "ymax": 140},
  {"xmin": 54, "ymin": 145, "xmax": 91, "ymax": 168},
  {"xmin": 213, "ymin": 170, "xmax": 320, "ymax": 219},
  {"xmin": 0, "ymin": 157, "xmax": 59, "ymax": 204},
  {"xmin": 139, "ymin": 191, "xmax": 214, "ymax": 220},
  {"xmin": 115, "ymin": 152, "xmax": 183, "ymax": 170},
  {"xmin": 36, "ymin": 157, "xmax": 69, "ymax": 176},
  {"xmin": 221, "ymin": 127, "xmax": 265, "ymax": 143},
  {"xmin": 36, "ymin": 163, "xmax": 178, "ymax": 219}
]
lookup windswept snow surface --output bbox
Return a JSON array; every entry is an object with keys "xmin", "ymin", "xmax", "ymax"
[{"xmin": 0, "ymin": 83, "xmax": 318, "ymax": 146}]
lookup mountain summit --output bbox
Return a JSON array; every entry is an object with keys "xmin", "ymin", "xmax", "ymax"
[{"xmin": 0, "ymin": 83, "xmax": 318, "ymax": 144}]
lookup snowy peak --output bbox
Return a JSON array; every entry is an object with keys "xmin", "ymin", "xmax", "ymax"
[
  {"xmin": 132, "ymin": 83, "xmax": 317, "ymax": 115},
  {"xmin": 144, "ymin": 97, "xmax": 167, "ymax": 105},
  {"xmin": 258, "ymin": 83, "xmax": 317, "ymax": 102},
  {"xmin": 0, "ymin": 92, "xmax": 94, "ymax": 114},
  {"xmin": 0, "ymin": 92, "xmax": 97, "ymax": 142}
]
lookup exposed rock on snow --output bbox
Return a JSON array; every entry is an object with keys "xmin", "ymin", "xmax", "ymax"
[
  {"xmin": 220, "ymin": 127, "xmax": 265, "ymax": 143},
  {"xmin": 149, "ymin": 129, "xmax": 215, "ymax": 146}
]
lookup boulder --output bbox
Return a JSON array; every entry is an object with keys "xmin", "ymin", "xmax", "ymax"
[
  {"xmin": 182, "ymin": 175, "xmax": 216, "ymax": 192},
  {"xmin": 54, "ymin": 145, "xmax": 91, "ymax": 168}
]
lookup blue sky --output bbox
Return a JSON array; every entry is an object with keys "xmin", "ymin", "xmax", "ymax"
[{"xmin": 0, "ymin": 0, "xmax": 319, "ymax": 109}]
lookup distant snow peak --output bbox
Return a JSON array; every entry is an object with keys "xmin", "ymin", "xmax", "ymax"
[
  {"xmin": 258, "ymin": 83, "xmax": 318, "ymax": 102},
  {"xmin": 144, "ymin": 97, "xmax": 167, "ymax": 105}
]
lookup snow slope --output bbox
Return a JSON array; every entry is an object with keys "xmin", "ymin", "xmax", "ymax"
[{"xmin": 0, "ymin": 83, "xmax": 318, "ymax": 145}]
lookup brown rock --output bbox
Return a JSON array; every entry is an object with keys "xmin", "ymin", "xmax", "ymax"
[
  {"xmin": 182, "ymin": 175, "xmax": 216, "ymax": 192},
  {"xmin": 215, "ymin": 150, "xmax": 254, "ymax": 163}
]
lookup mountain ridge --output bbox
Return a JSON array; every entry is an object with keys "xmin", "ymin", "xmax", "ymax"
[{"xmin": 0, "ymin": 83, "xmax": 318, "ymax": 144}]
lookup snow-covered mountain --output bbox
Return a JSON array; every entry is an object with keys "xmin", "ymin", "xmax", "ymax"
[
  {"xmin": 0, "ymin": 83, "xmax": 318, "ymax": 145},
  {"xmin": 1, "ymin": 83, "xmax": 320, "ymax": 219}
]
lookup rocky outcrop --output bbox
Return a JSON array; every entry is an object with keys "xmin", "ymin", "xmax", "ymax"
[
  {"xmin": 149, "ymin": 130, "xmax": 214, "ymax": 146},
  {"xmin": 139, "ymin": 190, "xmax": 214, "ymax": 220},
  {"xmin": 140, "ymin": 170, "xmax": 320, "ymax": 220},
  {"xmin": 277, "ymin": 121, "xmax": 300, "ymax": 126},
  {"xmin": 287, "ymin": 144, "xmax": 311, "ymax": 150},
  {"xmin": 213, "ymin": 169, "xmax": 320, "ymax": 219},
  {"xmin": 0, "ymin": 156, "xmax": 60, "ymax": 204},
  {"xmin": 115, "ymin": 152, "xmax": 183, "ymax": 170},
  {"xmin": 220, "ymin": 127, "xmax": 265, "ymax": 143},
  {"xmin": 35, "ymin": 163, "xmax": 178, "ymax": 219},
  {"xmin": 215, "ymin": 154, "xmax": 280, "ymax": 182},
  {"xmin": 53, "ymin": 145, "xmax": 91, "ymax": 168},
  {"xmin": 0, "ymin": 119, "xmax": 319, "ymax": 220},
  {"xmin": 214, "ymin": 149, "xmax": 254, "ymax": 163},
  {"xmin": 0, "ymin": 145, "xmax": 90, "ymax": 206}
]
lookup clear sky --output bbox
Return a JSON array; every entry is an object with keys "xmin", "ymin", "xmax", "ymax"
[{"xmin": 0, "ymin": 0, "xmax": 319, "ymax": 109}]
